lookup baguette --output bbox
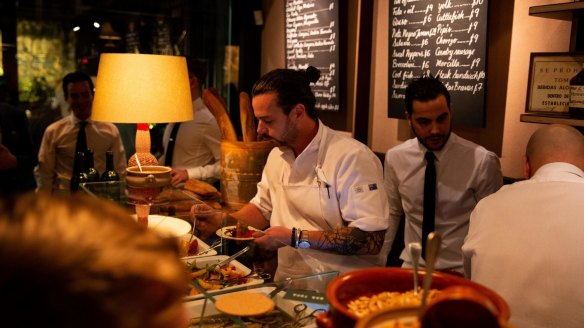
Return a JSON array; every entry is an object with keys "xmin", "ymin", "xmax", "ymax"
[
  {"xmin": 203, "ymin": 88, "xmax": 238, "ymax": 141},
  {"xmin": 239, "ymin": 92, "xmax": 257, "ymax": 142}
]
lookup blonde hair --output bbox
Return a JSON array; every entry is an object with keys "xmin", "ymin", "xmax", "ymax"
[{"xmin": 0, "ymin": 192, "xmax": 188, "ymax": 328}]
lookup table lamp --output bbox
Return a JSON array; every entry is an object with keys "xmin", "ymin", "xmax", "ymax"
[{"xmin": 91, "ymin": 53, "xmax": 193, "ymax": 225}]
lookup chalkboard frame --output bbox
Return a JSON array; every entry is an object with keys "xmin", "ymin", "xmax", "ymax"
[
  {"xmin": 387, "ymin": 0, "xmax": 489, "ymax": 128},
  {"xmin": 526, "ymin": 52, "xmax": 584, "ymax": 115}
]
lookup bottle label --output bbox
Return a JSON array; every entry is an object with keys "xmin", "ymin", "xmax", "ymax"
[{"xmin": 569, "ymin": 85, "xmax": 584, "ymax": 109}]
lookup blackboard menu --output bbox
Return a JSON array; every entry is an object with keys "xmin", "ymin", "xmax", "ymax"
[
  {"xmin": 285, "ymin": 0, "xmax": 340, "ymax": 111},
  {"xmin": 388, "ymin": 0, "xmax": 488, "ymax": 127}
]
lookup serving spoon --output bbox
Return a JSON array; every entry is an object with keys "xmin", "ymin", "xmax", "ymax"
[
  {"xmin": 419, "ymin": 232, "xmax": 442, "ymax": 315},
  {"xmin": 409, "ymin": 242, "xmax": 422, "ymax": 295}
]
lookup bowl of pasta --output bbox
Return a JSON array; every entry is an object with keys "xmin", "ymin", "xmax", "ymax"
[{"xmin": 315, "ymin": 267, "xmax": 509, "ymax": 328}]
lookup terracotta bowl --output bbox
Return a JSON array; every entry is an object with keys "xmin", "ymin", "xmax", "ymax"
[
  {"xmin": 316, "ymin": 267, "xmax": 509, "ymax": 328},
  {"xmin": 355, "ymin": 285, "xmax": 505, "ymax": 328}
]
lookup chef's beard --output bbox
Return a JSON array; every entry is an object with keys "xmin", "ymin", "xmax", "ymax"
[{"xmin": 259, "ymin": 118, "xmax": 297, "ymax": 148}]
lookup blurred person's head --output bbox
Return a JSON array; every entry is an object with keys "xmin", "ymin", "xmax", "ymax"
[
  {"xmin": 524, "ymin": 124, "xmax": 584, "ymax": 179},
  {"xmin": 405, "ymin": 76, "xmax": 452, "ymax": 151},
  {"xmin": 251, "ymin": 66, "xmax": 320, "ymax": 153},
  {"xmin": 0, "ymin": 192, "xmax": 189, "ymax": 328},
  {"xmin": 63, "ymin": 71, "xmax": 95, "ymax": 121},
  {"xmin": 185, "ymin": 57, "xmax": 207, "ymax": 99}
]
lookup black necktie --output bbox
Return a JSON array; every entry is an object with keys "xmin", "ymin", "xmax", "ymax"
[
  {"xmin": 76, "ymin": 121, "xmax": 88, "ymax": 154},
  {"xmin": 73, "ymin": 121, "xmax": 88, "ymax": 168},
  {"xmin": 422, "ymin": 151, "xmax": 436, "ymax": 259},
  {"xmin": 164, "ymin": 122, "xmax": 181, "ymax": 166}
]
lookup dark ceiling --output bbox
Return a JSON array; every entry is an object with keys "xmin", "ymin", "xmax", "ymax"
[{"xmin": 15, "ymin": 0, "xmax": 178, "ymax": 21}]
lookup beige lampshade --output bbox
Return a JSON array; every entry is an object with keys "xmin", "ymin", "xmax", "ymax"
[{"xmin": 92, "ymin": 53, "xmax": 193, "ymax": 123}]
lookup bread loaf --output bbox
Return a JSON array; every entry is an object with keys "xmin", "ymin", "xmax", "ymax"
[
  {"xmin": 184, "ymin": 178, "xmax": 218, "ymax": 196},
  {"xmin": 239, "ymin": 92, "xmax": 257, "ymax": 142},
  {"xmin": 203, "ymin": 88, "xmax": 238, "ymax": 141}
]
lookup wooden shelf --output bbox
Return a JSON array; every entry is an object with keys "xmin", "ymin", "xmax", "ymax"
[
  {"xmin": 529, "ymin": 2, "xmax": 584, "ymax": 20},
  {"xmin": 520, "ymin": 113, "xmax": 584, "ymax": 127}
]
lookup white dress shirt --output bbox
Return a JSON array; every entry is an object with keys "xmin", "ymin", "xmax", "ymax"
[
  {"xmin": 251, "ymin": 121, "xmax": 392, "ymax": 279},
  {"xmin": 159, "ymin": 97, "xmax": 221, "ymax": 182},
  {"xmin": 384, "ymin": 133, "xmax": 502, "ymax": 272},
  {"xmin": 463, "ymin": 162, "xmax": 584, "ymax": 328},
  {"xmin": 37, "ymin": 114, "xmax": 126, "ymax": 195}
]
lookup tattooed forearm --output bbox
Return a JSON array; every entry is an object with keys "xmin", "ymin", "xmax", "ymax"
[{"xmin": 315, "ymin": 227, "xmax": 386, "ymax": 255}]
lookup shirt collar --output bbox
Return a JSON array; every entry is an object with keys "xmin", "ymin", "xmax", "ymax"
[
  {"xmin": 416, "ymin": 132, "xmax": 456, "ymax": 162},
  {"xmin": 70, "ymin": 114, "xmax": 92, "ymax": 126},
  {"xmin": 533, "ymin": 162, "xmax": 584, "ymax": 179}
]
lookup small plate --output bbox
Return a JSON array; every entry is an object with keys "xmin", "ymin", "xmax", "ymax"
[
  {"xmin": 184, "ymin": 286, "xmax": 328, "ymax": 327},
  {"xmin": 179, "ymin": 234, "xmax": 218, "ymax": 258},
  {"xmin": 132, "ymin": 214, "xmax": 191, "ymax": 237},
  {"xmin": 183, "ymin": 255, "xmax": 264, "ymax": 301},
  {"xmin": 216, "ymin": 225, "xmax": 262, "ymax": 241}
]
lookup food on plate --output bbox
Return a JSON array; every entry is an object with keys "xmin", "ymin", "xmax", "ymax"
[
  {"xmin": 347, "ymin": 289, "xmax": 441, "ymax": 318},
  {"xmin": 185, "ymin": 260, "xmax": 250, "ymax": 295},
  {"xmin": 214, "ymin": 292, "xmax": 275, "ymax": 316},
  {"xmin": 235, "ymin": 222, "xmax": 253, "ymax": 238},
  {"xmin": 179, "ymin": 238, "xmax": 199, "ymax": 257},
  {"xmin": 223, "ymin": 226, "xmax": 254, "ymax": 239}
]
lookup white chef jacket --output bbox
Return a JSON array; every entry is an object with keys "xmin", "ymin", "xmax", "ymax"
[
  {"xmin": 463, "ymin": 162, "xmax": 584, "ymax": 328},
  {"xmin": 37, "ymin": 114, "xmax": 126, "ymax": 195},
  {"xmin": 250, "ymin": 121, "xmax": 392, "ymax": 279},
  {"xmin": 384, "ymin": 133, "xmax": 502, "ymax": 272},
  {"xmin": 158, "ymin": 97, "xmax": 221, "ymax": 182}
]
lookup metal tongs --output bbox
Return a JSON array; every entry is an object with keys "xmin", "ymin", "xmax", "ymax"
[{"xmin": 208, "ymin": 245, "xmax": 250, "ymax": 271}]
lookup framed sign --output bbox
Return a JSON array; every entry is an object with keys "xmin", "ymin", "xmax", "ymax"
[{"xmin": 526, "ymin": 52, "xmax": 584, "ymax": 114}]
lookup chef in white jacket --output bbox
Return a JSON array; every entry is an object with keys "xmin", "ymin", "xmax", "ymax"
[{"xmin": 204, "ymin": 66, "xmax": 393, "ymax": 281}]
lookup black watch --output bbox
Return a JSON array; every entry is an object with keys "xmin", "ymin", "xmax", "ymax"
[{"xmin": 298, "ymin": 229, "xmax": 311, "ymax": 249}]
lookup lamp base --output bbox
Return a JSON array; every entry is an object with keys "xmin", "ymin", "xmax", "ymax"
[{"xmin": 128, "ymin": 152, "xmax": 158, "ymax": 167}]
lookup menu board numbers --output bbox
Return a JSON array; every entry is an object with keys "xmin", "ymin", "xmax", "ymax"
[
  {"xmin": 286, "ymin": 0, "xmax": 340, "ymax": 111},
  {"xmin": 389, "ymin": 0, "xmax": 489, "ymax": 127}
]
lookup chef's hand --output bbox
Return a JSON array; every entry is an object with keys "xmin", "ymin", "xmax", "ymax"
[
  {"xmin": 190, "ymin": 203, "xmax": 222, "ymax": 239},
  {"xmin": 253, "ymin": 226, "xmax": 292, "ymax": 251},
  {"xmin": 170, "ymin": 168, "xmax": 188, "ymax": 186}
]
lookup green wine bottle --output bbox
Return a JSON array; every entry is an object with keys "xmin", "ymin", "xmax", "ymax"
[
  {"xmin": 100, "ymin": 150, "xmax": 120, "ymax": 182},
  {"xmin": 85, "ymin": 149, "xmax": 100, "ymax": 182}
]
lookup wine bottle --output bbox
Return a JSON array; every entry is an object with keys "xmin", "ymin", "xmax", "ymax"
[
  {"xmin": 101, "ymin": 150, "xmax": 120, "ymax": 182},
  {"xmin": 71, "ymin": 151, "xmax": 89, "ymax": 192},
  {"xmin": 85, "ymin": 149, "xmax": 100, "ymax": 182},
  {"xmin": 569, "ymin": 63, "xmax": 584, "ymax": 118}
]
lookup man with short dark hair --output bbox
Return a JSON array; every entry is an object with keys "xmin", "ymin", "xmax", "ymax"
[
  {"xmin": 158, "ymin": 58, "xmax": 221, "ymax": 186},
  {"xmin": 37, "ymin": 71, "xmax": 126, "ymax": 194},
  {"xmin": 384, "ymin": 76, "xmax": 502, "ymax": 273}
]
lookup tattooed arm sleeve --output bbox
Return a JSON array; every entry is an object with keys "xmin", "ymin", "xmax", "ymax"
[{"xmin": 310, "ymin": 227, "xmax": 386, "ymax": 255}]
